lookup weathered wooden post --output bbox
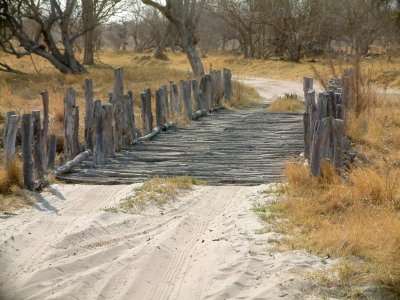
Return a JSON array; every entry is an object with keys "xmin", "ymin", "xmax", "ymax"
[
  {"xmin": 141, "ymin": 88, "xmax": 153, "ymax": 135},
  {"xmin": 181, "ymin": 80, "xmax": 192, "ymax": 117},
  {"xmin": 110, "ymin": 67, "xmax": 124, "ymax": 151},
  {"xmin": 22, "ymin": 114, "xmax": 34, "ymax": 190},
  {"xmin": 156, "ymin": 88, "xmax": 167, "ymax": 127},
  {"xmin": 84, "ymin": 79, "xmax": 94, "ymax": 150},
  {"xmin": 93, "ymin": 100, "xmax": 105, "ymax": 165},
  {"xmin": 102, "ymin": 103, "xmax": 115, "ymax": 157},
  {"xmin": 334, "ymin": 119, "xmax": 345, "ymax": 171},
  {"xmin": 64, "ymin": 88, "xmax": 80, "ymax": 161},
  {"xmin": 32, "ymin": 110, "xmax": 45, "ymax": 180},
  {"xmin": 223, "ymin": 68, "xmax": 232, "ymax": 103},
  {"xmin": 205, "ymin": 74, "xmax": 212, "ymax": 110},
  {"xmin": 215, "ymin": 70, "xmax": 223, "ymax": 106},
  {"xmin": 170, "ymin": 81, "xmax": 180, "ymax": 113},
  {"xmin": 123, "ymin": 91, "xmax": 136, "ymax": 143},
  {"xmin": 162, "ymin": 85, "xmax": 169, "ymax": 118},
  {"xmin": 303, "ymin": 77, "xmax": 313, "ymax": 101},
  {"xmin": 199, "ymin": 76, "xmax": 207, "ymax": 111},
  {"xmin": 191, "ymin": 79, "xmax": 202, "ymax": 111},
  {"xmin": 4, "ymin": 114, "xmax": 21, "ymax": 169},
  {"xmin": 47, "ymin": 134, "xmax": 57, "ymax": 170},
  {"xmin": 310, "ymin": 117, "xmax": 334, "ymax": 177},
  {"xmin": 3, "ymin": 111, "xmax": 16, "ymax": 147},
  {"xmin": 41, "ymin": 90, "xmax": 49, "ymax": 169}
]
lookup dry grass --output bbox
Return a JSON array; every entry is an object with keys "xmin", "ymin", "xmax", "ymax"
[
  {"xmin": 121, "ymin": 176, "xmax": 205, "ymax": 212},
  {"xmin": 230, "ymin": 80, "xmax": 261, "ymax": 108},
  {"xmin": 267, "ymin": 93, "xmax": 304, "ymax": 113},
  {"xmin": 270, "ymin": 77, "xmax": 400, "ymax": 295}
]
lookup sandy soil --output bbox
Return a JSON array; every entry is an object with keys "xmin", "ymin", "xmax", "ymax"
[{"xmin": 0, "ymin": 183, "xmax": 335, "ymax": 300}]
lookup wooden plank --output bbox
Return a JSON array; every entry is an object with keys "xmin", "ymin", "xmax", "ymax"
[{"xmin": 22, "ymin": 114, "xmax": 34, "ymax": 190}]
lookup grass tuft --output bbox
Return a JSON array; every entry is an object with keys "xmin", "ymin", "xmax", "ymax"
[{"xmin": 267, "ymin": 93, "xmax": 304, "ymax": 113}]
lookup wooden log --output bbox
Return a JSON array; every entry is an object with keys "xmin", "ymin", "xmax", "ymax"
[
  {"xmin": 170, "ymin": 81, "xmax": 180, "ymax": 113},
  {"xmin": 162, "ymin": 85, "xmax": 169, "ymax": 118},
  {"xmin": 334, "ymin": 119, "xmax": 345, "ymax": 171},
  {"xmin": 205, "ymin": 74, "xmax": 212, "ymax": 110},
  {"xmin": 22, "ymin": 114, "xmax": 35, "ymax": 190},
  {"xmin": 310, "ymin": 117, "xmax": 334, "ymax": 177},
  {"xmin": 32, "ymin": 110, "xmax": 45, "ymax": 180},
  {"xmin": 181, "ymin": 80, "xmax": 192, "ymax": 117},
  {"xmin": 136, "ymin": 122, "xmax": 174, "ymax": 143},
  {"xmin": 156, "ymin": 88, "xmax": 167, "ymax": 126},
  {"xmin": 93, "ymin": 100, "xmax": 106, "ymax": 165},
  {"xmin": 54, "ymin": 150, "xmax": 91, "ymax": 176},
  {"xmin": 124, "ymin": 91, "xmax": 136, "ymax": 143},
  {"xmin": 303, "ymin": 77, "xmax": 313, "ymax": 104},
  {"xmin": 41, "ymin": 90, "xmax": 49, "ymax": 169},
  {"xmin": 102, "ymin": 103, "xmax": 115, "ymax": 157},
  {"xmin": 223, "ymin": 68, "xmax": 232, "ymax": 103},
  {"xmin": 4, "ymin": 114, "xmax": 21, "ymax": 169},
  {"xmin": 47, "ymin": 134, "xmax": 57, "ymax": 170},
  {"xmin": 191, "ymin": 110, "xmax": 207, "ymax": 120},
  {"xmin": 141, "ymin": 88, "xmax": 153, "ymax": 135},
  {"xmin": 317, "ymin": 93, "xmax": 327, "ymax": 120},
  {"xmin": 64, "ymin": 88, "xmax": 80, "ymax": 161},
  {"xmin": 191, "ymin": 79, "xmax": 202, "ymax": 111},
  {"xmin": 84, "ymin": 78, "xmax": 94, "ymax": 150},
  {"xmin": 111, "ymin": 67, "xmax": 124, "ymax": 152},
  {"xmin": 3, "ymin": 111, "xmax": 16, "ymax": 146}
]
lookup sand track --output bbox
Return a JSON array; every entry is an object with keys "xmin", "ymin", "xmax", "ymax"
[{"xmin": 0, "ymin": 184, "xmax": 332, "ymax": 300}]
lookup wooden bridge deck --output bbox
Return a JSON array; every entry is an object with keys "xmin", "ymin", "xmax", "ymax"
[{"xmin": 59, "ymin": 109, "xmax": 303, "ymax": 185}]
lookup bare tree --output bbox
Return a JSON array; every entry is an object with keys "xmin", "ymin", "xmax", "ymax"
[{"xmin": 141, "ymin": 0, "xmax": 206, "ymax": 77}]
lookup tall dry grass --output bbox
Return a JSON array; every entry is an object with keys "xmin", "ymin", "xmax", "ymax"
[{"xmin": 273, "ymin": 58, "xmax": 400, "ymax": 295}]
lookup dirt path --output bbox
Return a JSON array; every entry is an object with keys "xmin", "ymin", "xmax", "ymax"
[
  {"xmin": 0, "ymin": 184, "xmax": 333, "ymax": 300},
  {"xmin": 0, "ymin": 77, "xmax": 335, "ymax": 300}
]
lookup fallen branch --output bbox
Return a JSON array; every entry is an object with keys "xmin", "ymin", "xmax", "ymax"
[
  {"xmin": 54, "ymin": 150, "xmax": 92, "ymax": 176},
  {"xmin": 136, "ymin": 122, "xmax": 174, "ymax": 143}
]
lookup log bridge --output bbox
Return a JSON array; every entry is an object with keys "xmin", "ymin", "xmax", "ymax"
[{"xmin": 3, "ymin": 68, "xmax": 304, "ymax": 187}]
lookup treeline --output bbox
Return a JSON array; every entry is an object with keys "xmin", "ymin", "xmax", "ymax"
[{"xmin": 0, "ymin": 0, "xmax": 399, "ymax": 75}]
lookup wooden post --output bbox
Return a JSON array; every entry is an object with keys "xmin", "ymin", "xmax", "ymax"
[
  {"xmin": 41, "ymin": 90, "xmax": 49, "ymax": 169},
  {"xmin": 3, "ymin": 111, "xmax": 16, "ymax": 146},
  {"xmin": 156, "ymin": 88, "xmax": 167, "ymax": 127},
  {"xmin": 22, "ymin": 114, "xmax": 34, "ymax": 190},
  {"xmin": 334, "ymin": 119, "xmax": 345, "ymax": 171},
  {"xmin": 141, "ymin": 88, "xmax": 153, "ymax": 135},
  {"xmin": 205, "ymin": 74, "xmax": 212, "ymax": 110},
  {"xmin": 93, "ymin": 100, "xmax": 105, "ymax": 165},
  {"xmin": 215, "ymin": 70, "xmax": 223, "ymax": 106},
  {"xmin": 191, "ymin": 79, "xmax": 202, "ymax": 111},
  {"xmin": 64, "ymin": 88, "xmax": 80, "ymax": 161},
  {"xmin": 170, "ymin": 81, "xmax": 180, "ymax": 113},
  {"xmin": 303, "ymin": 77, "xmax": 313, "ymax": 102},
  {"xmin": 181, "ymin": 80, "xmax": 192, "ymax": 117},
  {"xmin": 102, "ymin": 103, "xmax": 115, "ymax": 157},
  {"xmin": 32, "ymin": 110, "xmax": 45, "ymax": 180},
  {"xmin": 199, "ymin": 76, "xmax": 207, "ymax": 111},
  {"xmin": 223, "ymin": 68, "xmax": 232, "ymax": 103},
  {"xmin": 126, "ymin": 91, "xmax": 137, "ymax": 142},
  {"xmin": 47, "ymin": 134, "xmax": 57, "ymax": 170},
  {"xmin": 84, "ymin": 78, "xmax": 94, "ymax": 150},
  {"xmin": 4, "ymin": 114, "xmax": 21, "ymax": 169},
  {"xmin": 303, "ymin": 111, "xmax": 311, "ymax": 160},
  {"xmin": 162, "ymin": 85, "xmax": 169, "ymax": 118},
  {"xmin": 310, "ymin": 117, "xmax": 334, "ymax": 177},
  {"xmin": 111, "ymin": 67, "xmax": 124, "ymax": 152}
]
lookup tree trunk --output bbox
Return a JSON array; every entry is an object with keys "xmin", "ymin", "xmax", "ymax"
[{"xmin": 154, "ymin": 22, "xmax": 172, "ymax": 60}]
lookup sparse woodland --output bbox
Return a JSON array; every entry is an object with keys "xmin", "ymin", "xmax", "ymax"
[{"xmin": 1, "ymin": 0, "xmax": 400, "ymax": 298}]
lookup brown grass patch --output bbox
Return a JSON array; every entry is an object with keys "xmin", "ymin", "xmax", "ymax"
[
  {"xmin": 120, "ymin": 176, "xmax": 205, "ymax": 212},
  {"xmin": 267, "ymin": 94, "xmax": 304, "ymax": 113}
]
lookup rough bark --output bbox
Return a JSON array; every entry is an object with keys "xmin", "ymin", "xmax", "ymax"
[
  {"xmin": 64, "ymin": 88, "xmax": 80, "ymax": 161},
  {"xmin": 32, "ymin": 110, "xmax": 45, "ymax": 180},
  {"xmin": 22, "ymin": 114, "xmax": 34, "ymax": 191},
  {"xmin": 141, "ymin": 88, "xmax": 153, "ymax": 135},
  {"xmin": 84, "ymin": 78, "xmax": 94, "ymax": 150},
  {"xmin": 4, "ymin": 114, "xmax": 21, "ymax": 169}
]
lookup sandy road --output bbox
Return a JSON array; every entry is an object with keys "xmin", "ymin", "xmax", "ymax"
[{"xmin": 0, "ymin": 184, "xmax": 332, "ymax": 300}]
